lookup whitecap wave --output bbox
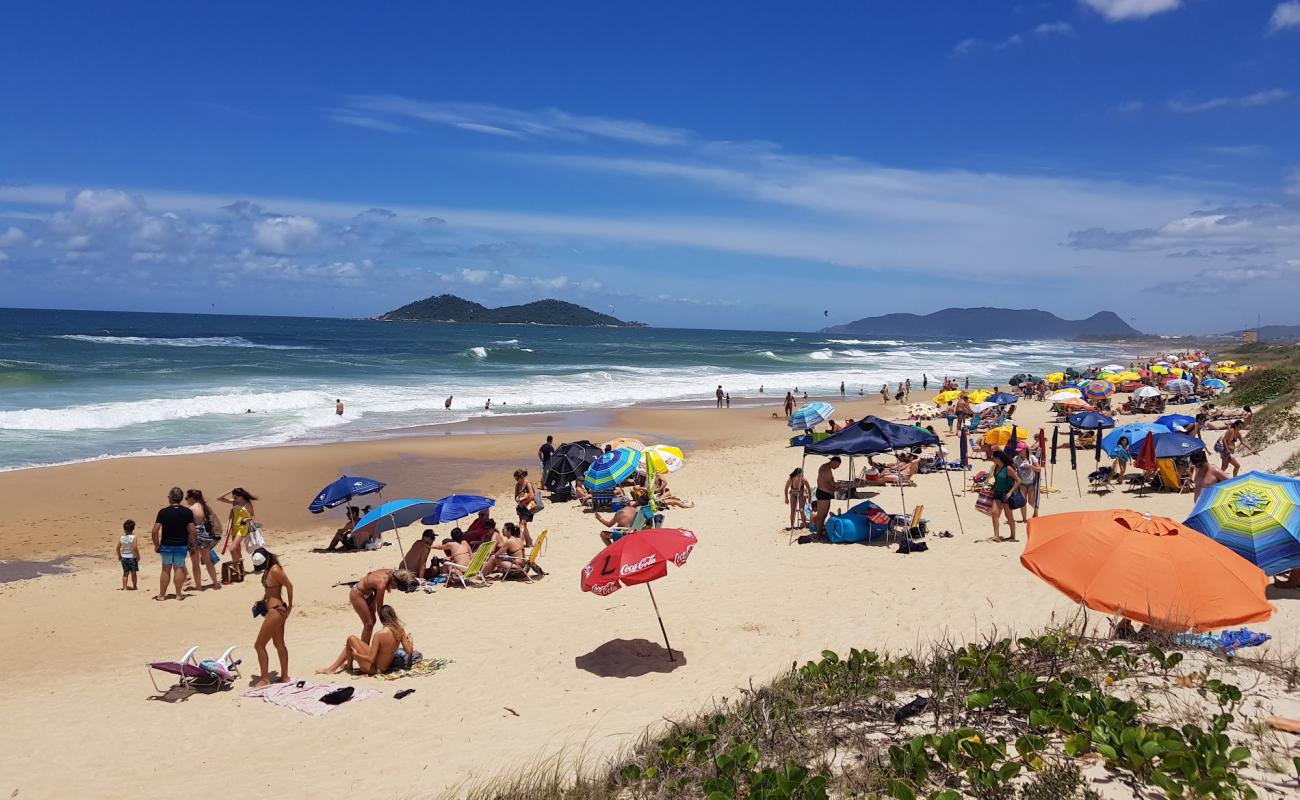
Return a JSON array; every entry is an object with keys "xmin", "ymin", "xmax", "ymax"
[
  {"xmin": 493, "ymin": 339, "xmax": 520, "ymax": 345},
  {"xmin": 464, "ymin": 346, "xmax": 489, "ymax": 359},
  {"xmin": 57, "ymin": 335, "xmax": 314, "ymax": 350},
  {"xmin": 823, "ymin": 339, "xmax": 904, "ymax": 346},
  {"xmin": 808, "ymin": 349, "xmax": 833, "ymax": 360}
]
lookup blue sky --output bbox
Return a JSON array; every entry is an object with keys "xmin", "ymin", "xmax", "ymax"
[{"xmin": 1, "ymin": 0, "xmax": 1298, "ymax": 333}]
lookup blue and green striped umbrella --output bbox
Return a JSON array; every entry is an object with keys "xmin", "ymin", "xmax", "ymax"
[
  {"xmin": 1184, "ymin": 471, "xmax": 1300, "ymax": 576},
  {"xmin": 584, "ymin": 447, "xmax": 640, "ymax": 490},
  {"xmin": 789, "ymin": 401, "xmax": 835, "ymax": 431}
]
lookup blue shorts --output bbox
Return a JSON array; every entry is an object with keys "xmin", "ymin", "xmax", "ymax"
[{"xmin": 159, "ymin": 545, "xmax": 189, "ymax": 567}]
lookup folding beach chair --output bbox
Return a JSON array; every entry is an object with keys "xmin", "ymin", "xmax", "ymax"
[
  {"xmin": 587, "ymin": 489, "xmax": 617, "ymax": 512},
  {"xmin": 446, "ymin": 542, "xmax": 493, "ymax": 588},
  {"xmin": 147, "ymin": 645, "xmax": 240, "ymax": 692},
  {"xmin": 887, "ymin": 505, "xmax": 926, "ymax": 546},
  {"xmin": 499, "ymin": 529, "xmax": 548, "ymax": 582}
]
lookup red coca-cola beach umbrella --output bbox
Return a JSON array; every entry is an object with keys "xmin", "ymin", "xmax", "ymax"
[
  {"xmin": 1135, "ymin": 431, "xmax": 1159, "ymax": 474},
  {"xmin": 580, "ymin": 528, "xmax": 697, "ymax": 661}
]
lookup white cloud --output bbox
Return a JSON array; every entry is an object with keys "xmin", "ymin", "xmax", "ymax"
[
  {"xmin": 337, "ymin": 96, "xmax": 692, "ymax": 147},
  {"xmin": 1082, "ymin": 0, "xmax": 1181, "ymax": 21},
  {"xmin": 435, "ymin": 267, "xmax": 592, "ymax": 294},
  {"xmin": 1109, "ymin": 100, "xmax": 1146, "ymax": 114},
  {"xmin": 1269, "ymin": 1, "xmax": 1300, "ymax": 32},
  {"xmin": 329, "ymin": 114, "xmax": 409, "ymax": 134},
  {"xmin": 252, "ymin": 215, "xmax": 321, "ymax": 254},
  {"xmin": 952, "ymin": 21, "xmax": 1071, "ymax": 57},
  {"xmin": 0, "ymin": 226, "xmax": 25, "ymax": 246},
  {"xmin": 1167, "ymin": 89, "xmax": 1291, "ymax": 113}
]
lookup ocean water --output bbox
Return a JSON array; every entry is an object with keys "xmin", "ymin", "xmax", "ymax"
[{"xmin": 0, "ymin": 308, "xmax": 1133, "ymax": 470}]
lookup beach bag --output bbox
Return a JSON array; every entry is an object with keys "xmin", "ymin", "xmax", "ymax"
[
  {"xmin": 529, "ymin": 493, "xmax": 544, "ymax": 513},
  {"xmin": 221, "ymin": 561, "xmax": 244, "ymax": 584},
  {"xmin": 245, "ymin": 521, "xmax": 266, "ymax": 551},
  {"xmin": 1008, "ymin": 490, "xmax": 1027, "ymax": 510},
  {"xmin": 975, "ymin": 489, "xmax": 994, "ymax": 516}
]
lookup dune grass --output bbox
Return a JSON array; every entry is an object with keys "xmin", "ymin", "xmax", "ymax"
[{"xmin": 443, "ymin": 617, "xmax": 1298, "ymax": 799}]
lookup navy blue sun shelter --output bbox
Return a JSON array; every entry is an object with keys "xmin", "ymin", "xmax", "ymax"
[{"xmin": 804, "ymin": 416, "xmax": 962, "ymax": 535}]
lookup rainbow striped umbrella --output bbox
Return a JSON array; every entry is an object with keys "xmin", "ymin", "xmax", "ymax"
[
  {"xmin": 584, "ymin": 447, "xmax": 640, "ymax": 490},
  {"xmin": 1082, "ymin": 379, "xmax": 1115, "ymax": 400},
  {"xmin": 1184, "ymin": 471, "xmax": 1300, "ymax": 576}
]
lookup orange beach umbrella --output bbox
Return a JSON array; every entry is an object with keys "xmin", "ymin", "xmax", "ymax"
[{"xmin": 1021, "ymin": 510, "xmax": 1272, "ymax": 632}]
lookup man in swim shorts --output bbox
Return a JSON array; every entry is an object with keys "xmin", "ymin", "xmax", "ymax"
[
  {"xmin": 151, "ymin": 486, "xmax": 197, "ymax": 602},
  {"xmin": 812, "ymin": 457, "xmax": 841, "ymax": 533}
]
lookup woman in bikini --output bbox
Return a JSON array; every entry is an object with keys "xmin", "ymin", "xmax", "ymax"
[
  {"xmin": 250, "ymin": 548, "xmax": 292, "ymax": 687},
  {"xmin": 218, "ymin": 487, "xmax": 257, "ymax": 571},
  {"xmin": 1216, "ymin": 421, "xmax": 1257, "ymax": 477},
  {"xmin": 350, "ymin": 568, "xmax": 416, "ymax": 643},
  {"xmin": 317, "ymin": 605, "xmax": 412, "ymax": 676},
  {"xmin": 512, "ymin": 468, "xmax": 536, "ymax": 548},
  {"xmin": 185, "ymin": 489, "xmax": 222, "ymax": 591},
  {"xmin": 783, "ymin": 467, "xmax": 811, "ymax": 530}
]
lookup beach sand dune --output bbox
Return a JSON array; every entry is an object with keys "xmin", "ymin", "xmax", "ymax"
[{"xmin": 0, "ymin": 396, "xmax": 1295, "ymax": 799}]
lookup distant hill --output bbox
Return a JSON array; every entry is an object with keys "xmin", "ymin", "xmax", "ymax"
[
  {"xmin": 1221, "ymin": 325, "xmax": 1300, "ymax": 342},
  {"xmin": 376, "ymin": 294, "xmax": 636, "ymax": 327},
  {"xmin": 822, "ymin": 307, "xmax": 1141, "ymax": 339}
]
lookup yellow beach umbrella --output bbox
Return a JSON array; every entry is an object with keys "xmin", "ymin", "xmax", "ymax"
[
  {"xmin": 1218, "ymin": 360, "xmax": 1237, "ymax": 367},
  {"xmin": 967, "ymin": 389, "xmax": 992, "ymax": 403},
  {"xmin": 1098, "ymin": 372, "xmax": 1119, "ymax": 382},
  {"xmin": 1115, "ymin": 371, "xmax": 1141, "ymax": 381},
  {"xmin": 1045, "ymin": 372, "xmax": 1065, "ymax": 384},
  {"xmin": 932, "ymin": 390, "xmax": 962, "ymax": 405},
  {"xmin": 1151, "ymin": 365, "xmax": 1169, "ymax": 375},
  {"xmin": 984, "ymin": 424, "xmax": 1034, "ymax": 446},
  {"xmin": 641, "ymin": 445, "xmax": 685, "ymax": 473}
]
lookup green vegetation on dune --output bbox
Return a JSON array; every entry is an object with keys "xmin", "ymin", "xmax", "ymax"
[
  {"xmin": 451, "ymin": 624, "xmax": 1297, "ymax": 800},
  {"xmin": 1219, "ymin": 343, "xmax": 1300, "ymax": 472}
]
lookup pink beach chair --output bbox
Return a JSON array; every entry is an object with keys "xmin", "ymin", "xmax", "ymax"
[{"xmin": 147, "ymin": 645, "xmax": 241, "ymax": 692}]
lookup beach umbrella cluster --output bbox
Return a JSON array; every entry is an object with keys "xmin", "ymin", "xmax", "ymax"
[{"xmin": 543, "ymin": 440, "xmax": 605, "ymax": 490}]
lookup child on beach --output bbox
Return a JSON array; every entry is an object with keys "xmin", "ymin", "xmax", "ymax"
[{"xmin": 117, "ymin": 519, "xmax": 139, "ymax": 590}]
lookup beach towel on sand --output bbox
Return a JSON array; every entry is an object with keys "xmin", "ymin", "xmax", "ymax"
[
  {"xmin": 244, "ymin": 681, "xmax": 380, "ymax": 716},
  {"xmin": 372, "ymin": 657, "xmax": 451, "ymax": 681}
]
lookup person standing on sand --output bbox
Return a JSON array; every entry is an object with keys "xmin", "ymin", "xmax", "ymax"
[
  {"xmin": 894, "ymin": 383, "xmax": 905, "ymax": 404},
  {"xmin": 905, "ymin": 378, "xmax": 911, "ymax": 400},
  {"xmin": 812, "ymin": 457, "xmax": 840, "ymax": 533},
  {"xmin": 840, "ymin": 381, "xmax": 845, "ymax": 398},
  {"xmin": 725, "ymin": 393, "xmax": 731, "ymax": 408},
  {"xmin": 964, "ymin": 377, "xmax": 970, "ymax": 390},
  {"xmin": 922, "ymin": 374, "xmax": 928, "ymax": 391},
  {"xmin": 335, "ymin": 399, "xmax": 344, "ymax": 416},
  {"xmin": 784, "ymin": 392, "xmax": 795, "ymax": 419},
  {"xmin": 185, "ymin": 489, "xmax": 221, "ymax": 592},
  {"xmin": 218, "ymin": 488, "xmax": 257, "ymax": 574},
  {"xmin": 987, "ymin": 451, "xmax": 1022, "ymax": 544},
  {"xmin": 350, "ymin": 568, "xmax": 417, "ymax": 643},
  {"xmin": 538, "ymin": 435, "xmax": 555, "ymax": 468},
  {"xmin": 151, "ymin": 486, "xmax": 197, "ymax": 601},
  {"xmin": 513, "ymin": 468, "xmax": 537, "ymax": 547},
  {"xmin": 1216, "ymin": 422, "xmax": 1256, "ymax": 478},
  {"xmin": 116, "ymin": 519, "xmax": 139, "ymax": 591},
  {"xmin": 716, "ymin": 385, "xmax": 724, "ymax": 408},
  {"xmin": 1012, "ymin": 442, "xmax": 1041, "ymax": 522},
  {"xmin": 250, "ymin": 548, "xmax": 292, "ymax": 687},
  {"xmin": 784, "ymin": 467, "xmax": 811, "ymax": 530},
  {"xmin": 880, "ymin": 384, "xmax": 888, "ymax": 404}
]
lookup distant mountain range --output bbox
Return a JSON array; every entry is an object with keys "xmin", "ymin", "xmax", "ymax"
[
  {"xmin": 822, "ymin": 307, "xmax": 1142, "ymax": 339},
  {"xmin": 1222, "ymin": 325, "xmax": 1300, "ymax": 342},
  {"xmin": 376, "ymin": 294, "xmax": 640, "ymax": 327}
]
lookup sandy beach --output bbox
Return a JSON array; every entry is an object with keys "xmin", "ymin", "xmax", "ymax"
[{"xmin": 1, "ymin": 386, "xmax": 1296, "ymax": 800}]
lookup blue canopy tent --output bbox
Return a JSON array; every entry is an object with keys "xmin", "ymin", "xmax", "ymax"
[
  {"xmin": 308, "ymin": 475, "xmax": 386, "ymax": 513},
  {"xmin": 421, "ymin": 494, "xmax": 495, "ymax": 525},
  {"xmin": 805, "ymin": 416, "xmax": 961, "ymax": 534}
]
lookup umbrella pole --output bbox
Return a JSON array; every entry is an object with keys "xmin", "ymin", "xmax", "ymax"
[
  {"xmin": 388, "ymin": 511, "xmax": 408, "ymax": 567},
  {"xmin": 942, "ymin": 467, "xmax": 965, "ymax": 536},
  {"xmin": 646, "ymin": 583, "xmax": 675, "ymax": 662}
]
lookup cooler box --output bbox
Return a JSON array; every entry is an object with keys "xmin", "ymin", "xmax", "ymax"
[{"xmin": 824, "ymin": 500, "xmax": 890, "ymax": 543}]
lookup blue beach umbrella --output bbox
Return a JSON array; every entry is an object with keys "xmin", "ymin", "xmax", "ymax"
[
  {"xmin": 309, "ymin": 475, "xmax": 386, "ymax": 513},
  {"xmin": 1068, "ymin": 412, "xmax": 1115, "ymax": 430},
  {"xmin": 789, "ymin": 401, "xmax": 835, "ymax": 430},
  {"xmin": 354, "ymin": 498, "xmax": 441, "ymax": 560},
  {"xmin": 989, "ymin": 392, "xmax": 1019, "ymax": 406},
  {"xmin": 1124, "ymin": 432, "xmax": 1204, "ymax": 459},
  {"xmin": 1184, "ymin": 471, "xmax": 1300, "ymax": 576},
  {"xmin": 1101, "ymin": 423, "xmax": 1170, "ymax": 456},
  {"xmin": 1155, "ymin": 414, "xmax": 1196, "ymax": 433},
  {"xmin": 422, "ymin": 494, "xmax": 495, "ymax": 525},
  {"xmin": 584, "ymin": 447, "xmax": 640, "ymax": 490},
  {"xmin": 1203, "ymin": 378, "xmax": 1227, "ymax": 390}
]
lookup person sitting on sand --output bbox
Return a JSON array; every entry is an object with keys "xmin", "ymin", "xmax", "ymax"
[
  {"xmin": 349, "ymin": 568, "xmax": 417, "ymax": 643},
  {"xmin": 652, "ymin": 474, "xmax": 695, "ymax": 509},
  {"xmin": 250, "ymin": 548, "xmax": 293, "ymax": 687},
  {"xmin": 325, "ymin": 506, "xmax": 362, "ymax": 551},
  {"xmin": 464, "ymin": 510, "xmax": 493, "ymax": 546},
  {"xmin": 402, "ymin": 530, "xmax": 436, "ymax": 578},
  {"xmin": 318, "ymin": 605, "xmax": 412, "ymax": 677}
]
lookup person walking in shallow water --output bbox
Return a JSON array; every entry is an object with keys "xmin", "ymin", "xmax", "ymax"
[{"xmin": 715, "ymin": 385, "xmax": 724, "ymax": 408}]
